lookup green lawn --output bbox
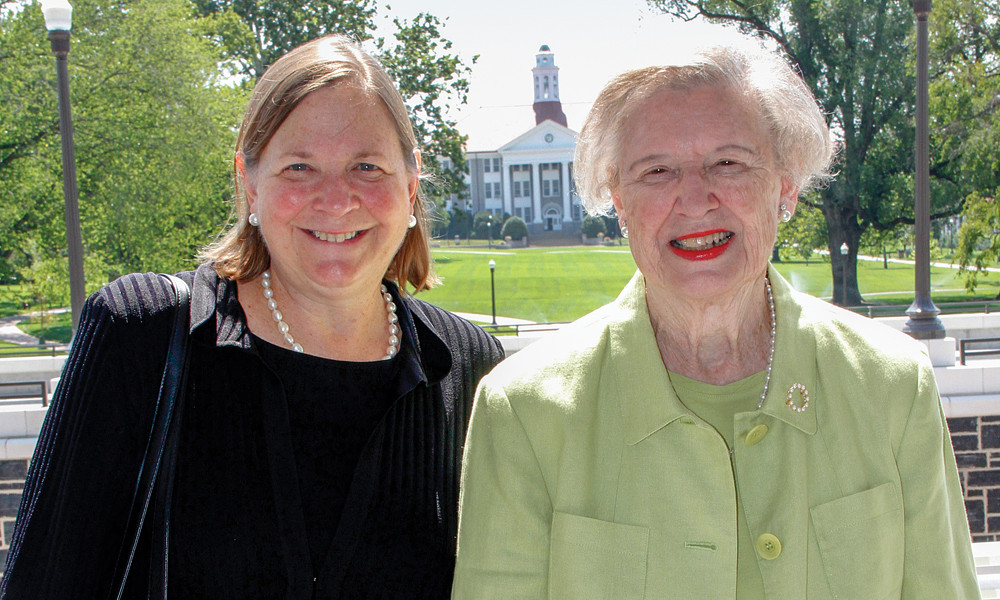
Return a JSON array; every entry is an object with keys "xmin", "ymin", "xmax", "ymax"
[
  {"xmin": 2, "ymin": 247, "xmax": 998, "ymax": 341},
  {"xmin": 17, "ymin": 312, "xmax": 73, "ymax": 344},
  {"xmin": 422, "ymin": 247, "xmax": 999, "ymax": 323},
  {"xmin": 422, "ymin": 247, "xmax": 638, "ymax": 323}
]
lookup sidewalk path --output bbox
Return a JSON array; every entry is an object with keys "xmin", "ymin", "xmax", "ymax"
[
  {"xmin": 817, "ymin": 249, "xmax": 1000, "ymax": 273},
  {"xmin": 0, "ymin": 315, "xmax": 40, "ymax": 345},
  {"xmin": 452, "ymin": 312, "xmax": 535, "ymax": 326}
]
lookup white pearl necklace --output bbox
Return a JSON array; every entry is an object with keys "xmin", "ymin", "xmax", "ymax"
[
  {"xmin": 260, "ymin": 271, "xmax": 400, "ymax": 360},
  {"xmin": 756, "ymin": 275, "xmax": 777, "ymax": 411}
]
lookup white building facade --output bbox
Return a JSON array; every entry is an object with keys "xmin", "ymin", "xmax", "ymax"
[{"xmin": 461, "ymin": 45, "xmax": 584, "ymax": 235}]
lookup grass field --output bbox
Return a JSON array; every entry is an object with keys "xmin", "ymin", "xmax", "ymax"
[
  {"xmin": 421, "ymin": 246, "xmax": 1000, "ymax": 324},
  {"xmin": 2, "ymin": 246, "xmax": 998, "ymax": 342}
]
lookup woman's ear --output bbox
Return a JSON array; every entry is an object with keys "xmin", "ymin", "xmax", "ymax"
[
  {"xmin": 779, "ymin": 176, "xmax": 800, "ymax": 218},
  {"xmin": 408, "ymin": 149, "xmax": 422, "ymax": 208},
  {"xmin": 236, "ymin": 151, "xmax": 258, "ymax": 211}
]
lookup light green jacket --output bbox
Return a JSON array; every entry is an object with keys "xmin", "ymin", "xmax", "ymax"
[{"xmin": 452, "ymin": 267, "xmax": 980, "ymax": 599}]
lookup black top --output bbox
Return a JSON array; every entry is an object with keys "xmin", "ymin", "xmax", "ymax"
[
  {"xmin": 0, "ymin": 263, "xmax": 504, "ymax": 599},
  {"xmin": 255, "ymin": 335, "xmax": 398, "ymax": 571}
]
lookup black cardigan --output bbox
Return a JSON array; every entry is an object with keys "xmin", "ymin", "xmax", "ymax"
[{"xmin": 0, "ymin": 264, "xmax": 504, "ymax": 599}]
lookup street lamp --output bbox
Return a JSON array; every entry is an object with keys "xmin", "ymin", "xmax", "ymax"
[
  {"xmin": 903, "ymin": 0, "xmax": 945, "ymax": 339},
  {"xmin": 488, "ymin": 213, "xmax": 493, "ymax": 250},
  {"xmin": 41, "ymin": 0, "xmax": 86, "ymax": 338},
  {"xmin": 839, "ymin": 242, "xmax": 849, "ymax": 306},
  {"xmin": 488, "ymin": 259, "xmax": 497, "ymax": 326}
]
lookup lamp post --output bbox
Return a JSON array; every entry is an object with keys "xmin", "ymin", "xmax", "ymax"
[
  {"xmin": 488, "ymin": 259, "xmax": 497, "ymax": 326},
  {"xmin": 839, "ymin": 242, "xmax": 849, "ymax": 306},
  {"xmin": 903, "ymin": 0, "xmax": 945, "ymax": 339},
  {"xmin": 488, "ymin": 213, "xmax": 493, "ymax": 250},
  {"xmin": 41, "ymin": 0, "xmax": 86, "ymax": 338}
]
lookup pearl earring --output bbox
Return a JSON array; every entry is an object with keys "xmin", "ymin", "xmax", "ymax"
[
  {"xmin": 779, "ymin": 204, "xmax": 792, "ymax": 223},
  {"xmin": 407, "ymin": 214, "xmax": 417, "ymax": 229},
  {"xmin": 248, "ymin": 213, "xmax": 260, "ymax": 227},
  {"xmin": 619, "ymin": 218, "xmax": 629, "ymax": 239}
]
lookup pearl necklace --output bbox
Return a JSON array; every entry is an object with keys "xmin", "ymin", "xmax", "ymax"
[
  {"xmin": 260, "ymin": 271, "xmax": 400, "ymax": 360},
  {"xmin": 756, "ymin": 274, "xmax": 777, "ymax": 410}
]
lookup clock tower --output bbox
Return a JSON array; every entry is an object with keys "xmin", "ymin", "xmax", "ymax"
[{"xmin": 532, "ymin": 44, "xmax": 568, "ymax": 127}]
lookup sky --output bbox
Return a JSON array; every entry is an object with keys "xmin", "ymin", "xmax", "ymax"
[{"xmin": 375, "ymin": 0, "xmax": 729, "ymax": 151}]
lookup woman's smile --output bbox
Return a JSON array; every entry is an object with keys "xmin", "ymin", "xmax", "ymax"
[
  {"xmin": 670, "ymin": 229, "xmax": 734, "ymax": 260},
  {"xmin": 307, "ymin": 228, "xmax": 365, "ymax": 244}
]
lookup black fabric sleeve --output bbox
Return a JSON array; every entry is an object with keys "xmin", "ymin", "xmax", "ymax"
[{"xmin": 0, "ymin": 273, "xmax": 176, "ymax": 599}]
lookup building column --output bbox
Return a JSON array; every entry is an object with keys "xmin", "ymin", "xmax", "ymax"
[
  {"xmin": 531, "ymin": 162, "xmax": 542, "ymax": 224},
  {"xmin": 561, "ymin": 161, "xmax": 572, "ymax": 221},
  {"xmin": 501, "ymin": 160, "xmax": 512, "ymax": 216}
]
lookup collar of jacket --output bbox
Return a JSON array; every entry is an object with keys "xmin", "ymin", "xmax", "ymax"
[
  {"xmin": 184, "ymin": 262, "xmax": 452, "ymax": 388},
  {"xmin": 609, "ymin": 265, "xmax": 818, "ymax": 446}
]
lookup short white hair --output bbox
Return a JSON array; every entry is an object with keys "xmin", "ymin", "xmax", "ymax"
[{"xmin": 574, "ymin": 27, "xmax": 836, "ymax": 216}]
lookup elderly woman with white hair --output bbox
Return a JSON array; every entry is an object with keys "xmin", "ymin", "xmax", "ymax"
[{"xmin": 451, "ymin": 30, "xmax": 979, "ymax": 599}]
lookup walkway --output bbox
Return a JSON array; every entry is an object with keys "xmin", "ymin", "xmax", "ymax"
[
  {"xmin": 0, "ymin": 316, "xmax": 39, "ymax": 345},
  {"xmin": 452, "ymin": 312, "xmax": 535, "ymax": 326}
]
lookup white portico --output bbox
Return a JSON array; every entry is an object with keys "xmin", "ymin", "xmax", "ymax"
[
  {"xmin": 496, "ymin": 120, "xmax": 578, "ymax": 231},
  {"xmin": 462, "ymin": 44, "xmax": 584, "ymax": 235}
]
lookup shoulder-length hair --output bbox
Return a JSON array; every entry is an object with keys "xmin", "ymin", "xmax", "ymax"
[{"xmin": 201, "ymin": 34, "xmax": 437, "ymax": 293}]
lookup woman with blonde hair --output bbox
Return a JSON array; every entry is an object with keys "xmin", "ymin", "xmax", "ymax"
[{"xmin": 3, "ymin": 34, "xmax": 502, "ymax": 599}]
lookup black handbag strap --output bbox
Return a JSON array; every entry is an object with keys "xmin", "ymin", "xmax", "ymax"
[{"xmin": 111, "ymin": 274, "xmax": 191, "ymax": 600}]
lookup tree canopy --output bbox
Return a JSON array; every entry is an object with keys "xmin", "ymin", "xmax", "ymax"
[
  {"xmin": 192, "ymin": 0, "xmax": 475, "ymax": 198},
  {"xmin": 1, "ymin": 0, "xmax": 474, "ymax": 301},
  {"xmin": 1, "ymin": 0, "xmax": 241, "ymax": 287},
  {"xmin": 649, "ymin": 0, "xmax": 988, "ymax": 304}
]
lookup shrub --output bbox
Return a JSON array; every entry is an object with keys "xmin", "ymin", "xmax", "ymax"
[
  {"xmin": 473, "ymin": 211, "xmax": 502, "ymax": 239},
  {"xmin": 581, "ymin": 215, "xmax": 605, "ymax": 238},
  {"xmin": 501, "ymin": 216, "xmax": 528, "ymax": 240}
]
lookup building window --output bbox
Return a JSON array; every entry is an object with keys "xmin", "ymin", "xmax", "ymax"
[
  {"xmin": 493, "ymin": 158, "xmax": 500, "ymax": 172},
  {"xmin": 483, "ymin": 159, "xmax": 490, "ymax": 173},
  {"xmin": 494, "ymin": 182, "xmax": 501, "ymax": 198},
  {"xmin": 485, "ymin": 184, "xmax": 492, "ymax": 199},
  {"xmin": 542, "ymin": 180, "xmax": 550, "ymax": 196}
]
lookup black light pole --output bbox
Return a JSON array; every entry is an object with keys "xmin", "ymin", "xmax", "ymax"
[
  {"xmin": 903, "ymin": 0, "xmax": 945, "ymax": 339},
  {"xmin": 488, "ymin": 259, "xmax": 497, "ymax": 326},
  {"xmin": 41, "ymin": 0, "xmax": 86, "ymax": 338},
  {"xmin": 839, "ymin": 242, "xmax": 849, "ymax": 306}
]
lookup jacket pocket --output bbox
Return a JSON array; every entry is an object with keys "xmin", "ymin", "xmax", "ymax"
[
  {"xmin": 548, "ymin": 511, "xmax": 648, "ymax": 600},
  {"xmin": 810, "ymin": 481, "xmax": 903, "ymax": 599}
]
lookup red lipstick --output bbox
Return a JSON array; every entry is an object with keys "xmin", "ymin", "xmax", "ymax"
[{"xmin": 669, "ymin": 229, "xmax": 733, "ymax": 261}]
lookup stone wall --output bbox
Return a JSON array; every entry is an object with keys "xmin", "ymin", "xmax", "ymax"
[
  {"xmin": 0, "ymin": 459, "xmax": 29, "ymax": 568},
  {"xmin": 950, "ymin": 416, "xmax": 1000, "ymax": 542}
]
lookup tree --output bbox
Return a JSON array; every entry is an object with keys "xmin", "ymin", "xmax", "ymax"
[
  {"xmin": 500, "ymin": 216, "xmax": 527, "ymax": 242},
  {"xmin": 581, "ymin": 215, "xmax": 605, "ymax": 239},
  {"xmin": 192, "ymin": 0, "xmax": 476, "ymax": 198},
  {"xmin": 649, "ymin": 0, "xmax": 966, "ymax": 304},
  {"xmin": 777, "ymin": 202, "xmax": 827, "ymax": 264},
  {"xmin": 472, "ymin": 210, "xmax": 501, "ymax": 240},
  {"xmin": 956, "ymin": 193, "xmax": 999, "ymax": 293},
  {"xmin": 930, "ymin": 0, "xmax": 1000, "ymax": 289},
  {"xmin": 449, "ymin": 207, "xmax": 471, "ymax": 239},
  {"xmin": 1, "ymin": 0, "xmax": 243, "ymax": 285}
]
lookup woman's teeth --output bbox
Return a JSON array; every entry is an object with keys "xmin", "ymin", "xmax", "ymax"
[
  {"xmin": 672, "ymin": 231, "xmax": 733, "ymax": 250},
  {"xmin": 311, "ymin": 230, "xmax": 359, "ymax": 243}
]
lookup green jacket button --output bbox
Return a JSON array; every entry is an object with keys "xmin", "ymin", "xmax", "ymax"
[
  {"xmin": 745, "ymin": 423, "xmax": 769, "ymax": 446},
  {"xmin": 756, "ymin": 533, "xmax": 782, "ymax": 560}
]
